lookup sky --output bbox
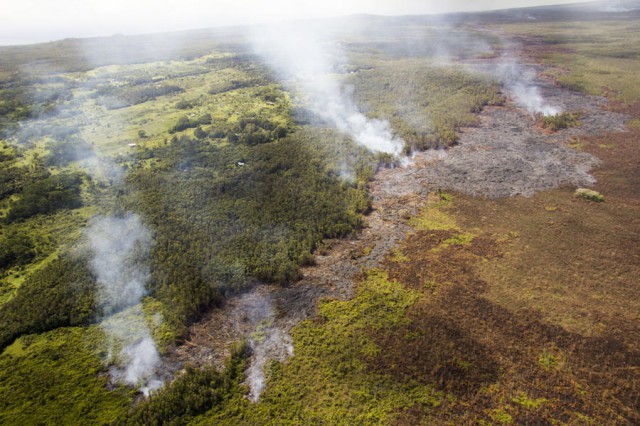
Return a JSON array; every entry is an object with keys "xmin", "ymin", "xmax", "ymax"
[{"xmin": 0, "ymin": 0, "xmax": 593, "ymax": 46}]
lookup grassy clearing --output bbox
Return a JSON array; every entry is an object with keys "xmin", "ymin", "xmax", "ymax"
[
  {"xmin": 408, "ymin": 192, "xmax": 457, "ymax": 231},
  {"xmin": 456, "ymin": 185, "xmax": 638, "ymax": 337}
]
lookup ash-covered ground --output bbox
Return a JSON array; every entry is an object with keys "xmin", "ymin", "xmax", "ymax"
[
  {"xmin": 379, "ymin": 93, "xmax": 626, "ymax": 200},
  {"xmin": 164, "ymin": 47, "xmax": 628, "ymax": 400}
]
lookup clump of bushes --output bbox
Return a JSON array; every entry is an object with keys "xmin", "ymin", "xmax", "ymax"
[
  {"xmin": 574, "ymin": 188, "xmax": 605, "ymax": 202},
  {"xmin": 227, "ymin": 116, "xmax": 288, "ymax": 145},
  {"xmin": 169, "ymin": 113, "xmax": 212, "ymax": 133},
  {"xmin": 175, "ymin": 99, "xmax": 196, "ymax": 110},
  {"xmin": 540, "ymin": 112, "xmax": 580, "ymax": 131},
  {"xmin": 95, "ymin": 84, "xmax": 184, "ymax": 110},
  {"xmin": 0, "ymin": 232, "xmax": 35, "ymax": 268},
  {"xmin": 4, "ymin": 172, "xmax": 84, "ymax": 223},
  {"xmin": 170, "ymin": 112, "xmax": 289, "ymax": 145}
]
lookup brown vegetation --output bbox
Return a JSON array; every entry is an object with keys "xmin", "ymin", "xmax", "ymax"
[{"xmin": 371, "ymin": 101, "xmax": 640, "ymax": 424}]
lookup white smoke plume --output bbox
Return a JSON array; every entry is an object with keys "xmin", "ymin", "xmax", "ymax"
[
  {"xmin": 87, "ymin": 213, "xmax": 163, "ymax": 395},
  {"xmin": 87, "ymin": 214, "xmax": 151, "ymax": 315},
  {"xmin": 233, "ymin": 291, "xmax": 293, "ymax": 403},
  {"xmin": 440, "ymin": 29, "xmax": 560, "ymax": 117},
  {"xmin": 247, "ymin": 326, "xmax": 294, "ymax": 403},
  {"xmin": 250, "ymin": 23, "xmax": 403, "ymax": 156},
  {"xmin": 497, "ymin": 59, "xmax": 560, "ymax": 116},
  {"xmin": 1, "ymin": 34, "xmax": 174, "ymax": 397},
  {"xmin": 74, "ymin": 43, "xmax": 167, "ymax": 394},
  {"xmin": 122, "ymin": 336, "xmax": 161, "ymax": 385},
  {"xmin": 3, "ymin": 61, "xmax": 164, "ymax": 394}
]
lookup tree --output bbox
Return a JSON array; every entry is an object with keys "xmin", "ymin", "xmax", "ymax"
[{"xmin": 194, "ymin": 126, "xmax": 207, "ymax": 140}]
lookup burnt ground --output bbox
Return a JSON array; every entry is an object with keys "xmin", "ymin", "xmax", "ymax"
[
  {"xmin": 163, "ymin": 40, "xmax": 639, "ymax": 422},
  {"xmin": 387, "ymin": 105, "xmax": 640, "ymax": 423}
]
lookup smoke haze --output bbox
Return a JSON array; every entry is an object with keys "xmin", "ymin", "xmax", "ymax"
[
  {"xmin": 0, "ymin": 1, "xmax": 589, "ymax": 45},
  {"xmin": 497, "ymin": 59, "xmax": 560, "ymax": 116},
  {"xmin": 87, "ymin": 214, "xmax": 151, "ymax": 316},
  {"xmin": 250, "ymin": 23, "xmax": 404, "ymax": 156},
  {"xmin": 87, "ymin": 213, "xmax": 163, "ymax": 395},
  {"xmin": 230, "ymin": 292, "xmax": 294, "ymax": 403},
  {"xmin": 454, "ymin": 34, "xmax": 561, "ymax": 117}
]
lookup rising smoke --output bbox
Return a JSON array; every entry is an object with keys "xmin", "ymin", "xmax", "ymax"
[
  {"xmin": 250, "ymin": 22, "xmax": 404, "ymax": 156},
  {"xmin": 592, "ymin": 0, "xmax": 639, "ymax": 13},
  {"xmin": 243, "ymin": 22, "xmax": 406, "ymax": 399},
  {"xmin": 87, "ymin": 213, "xmax": 163, "ymax": 395},
  {"xmin": 230, "ymin": 291, "xmax": 294, "ymax": 403},
  {"xmin": 454, "ymin": 33, "xmax": 561, "ymax": 117},
  {"xmin": 3, "ymin": 53, "xmax": 165, "ymax": 395},
  {"xmin": 72, "ymin": 45, "xmax": 166, "ymax": 395},
  {"xmin": 87, "ymin": 214, "xmax": 151, "ymax": 316},
  {"xmin": 247, "ymin": 326, "xmax": 294, "ymax": 403},
  {"xmin": 496, "ymin": 59, "xmax": 560, "ymax": 116}
]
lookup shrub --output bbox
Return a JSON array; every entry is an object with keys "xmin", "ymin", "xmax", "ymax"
[
  {"xmin": 540, "ymin": 112, "xmax": 580, "ymax": 131},
  {"xmin": 0, "ymin": 232, "xmax": 35, "ymax": 268},
  {"xmin": 574, "ymin": 188, "xmax": 605, "ymax": 202},
  {"xmin": 4, "ymin": 172, "xmax": 84, "ymax": 223},
  {"xmin": 175, "ymin": 99, "xmax": 195, "ymax": 110}
]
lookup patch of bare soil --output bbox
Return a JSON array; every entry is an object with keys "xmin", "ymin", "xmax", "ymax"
[{"xmin": 164, "ymin": 41, "xmax": 636, "ymax": 418}]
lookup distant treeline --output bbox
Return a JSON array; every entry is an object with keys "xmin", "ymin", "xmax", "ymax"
[
  {"xmin": 0, "ymin": 30, "xmax": 248, "ymax": 74},
  {"xmin": 93, "ymin": 84, "xmax": 184, "ymax": 110}
]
